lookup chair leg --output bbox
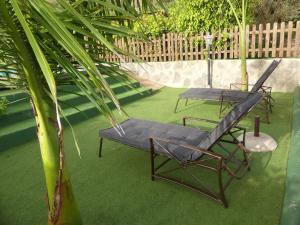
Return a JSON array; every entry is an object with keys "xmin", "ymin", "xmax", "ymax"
[
  {"xmin": 149, "ymin": 138, "xmax": 155, "ymax": 181},
  {"xmin": 98, "ymin": 137, "xmax": 103, "ymax": 158},
  {"xmin": 217, "ymin": 159, "xmax": 228, "ymax": 208},
  {"xmin": 264, "ymin": 98, "xmax": 270, "ymax": 124},
  {"xmin": 219, "ymin": 98, "xmax": 225, "ymax": 118},
  {"xmin": 174, "ymin": 98, "xmax": 181, "ymax": 113}
]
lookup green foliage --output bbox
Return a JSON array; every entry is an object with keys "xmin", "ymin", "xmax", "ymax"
[
  {"xmin": 253, "ymin": 0, "xmax": 300, "ymax": 24},
  {"xmin": 0, "ymin": 97, "xmax": 8, "ymax": 115},
  {"xmin": 134, "ymin": 12, "xmax": 168, "ymax": 36},
  {"xmin": 168, "ymin": 0, "xmax": 236, "ymax": 33},
  {"xmin": 134, "ymin": 0, "xmax": 260, "ymax": 37}
]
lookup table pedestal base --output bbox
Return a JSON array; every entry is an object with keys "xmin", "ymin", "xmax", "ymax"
[{"xmin": 238, "ymin": 132, "xmax": 277, "ymax": 152}]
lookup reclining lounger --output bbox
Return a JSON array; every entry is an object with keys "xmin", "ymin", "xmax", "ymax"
[
  {"xmin": 174, "ymin": 60, "xmax": 281, "ymax": 123},
  {"xmin": 99, "ymin": 93, "xmax": 262, "ymax": 207}
]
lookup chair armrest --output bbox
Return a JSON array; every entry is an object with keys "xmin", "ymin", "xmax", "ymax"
[
  {"xmin": 232, "ymin": 125, "xmax": 246, "ymax": 132},
  {"xmin": 149, "ymin": 136, "xmax": 222, "ymax": 160},
  {"xmin": 229, "ymin": 83, "xmax": 251, "ymax": 90},
  {"xmin": 183, "ymin": 116, "xmax": 219, "ymax": 126},
  {"xmin": 261, "ymin": 85, "xmax": 272, "ymax": 94}
]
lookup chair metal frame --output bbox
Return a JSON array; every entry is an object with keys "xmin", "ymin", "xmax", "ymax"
[
  {"xmin": 99, "ymin": 116, "xmax": 251, "ymax": 208},
  {"xmin": 174, "ymin": 60, "xmax": 280, "ymax": 124}
]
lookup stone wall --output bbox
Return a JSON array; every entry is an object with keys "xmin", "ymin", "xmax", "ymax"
[{"xmin": 121, "ymin": 58, "xmax": 300, "ymax": 92}]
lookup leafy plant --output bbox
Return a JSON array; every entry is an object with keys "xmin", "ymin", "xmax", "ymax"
[
  {"xmin": 0, "ymin": 0, "xmax": 159, "ymax": 224},
  {"xmin": 0, "ymin": 97, "xmax": 8, "ymax": 115},
  {"xmin": 134, "ymin": 12, "xmax": 169, "ymax": 37},
  {"xmin": 253, "ymin": 0, "xmax": 300, "ymax": 24},
  {"xmin": 168, "ymin": 0, "xmax": 237, "ymax": 34},
  {"xmin": 226, "ymin": 0, "xmax": 248, "ymax": 91}
]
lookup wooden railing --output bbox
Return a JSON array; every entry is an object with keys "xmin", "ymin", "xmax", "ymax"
[{"xmin": 99, "ymin": 21, "xmax": 300, "ymax": 62}]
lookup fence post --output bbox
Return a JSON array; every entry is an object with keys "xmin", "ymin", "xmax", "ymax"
[
  {"xmin": 230, "ymin": 27, "xmax": 234, "ymax": 58},
  {"xmin": 234, "ymin": 26, "xmax": 239, "ymax": 58},
  {"xmin": 223, "ymin": 28, "xmax": 228, "ymax": 59},
  {"xmin": 264, "ymin": 23, "xmax": 270, "ymax": 57},
  {"xmin": 162, "ymin": 33, "xmax": 166, "ymax": 61},
  {"xmin": 295, "ymin": 21, "xmax": 300, "ymax": 57},
  {"xmin": 287, "ymin": 21, "xmax": 293, "ymax": 57},
  {"xmin": 258, "ymin": 23, "xmax": 263, "ymax": 58},
  {"xmin": 245, "ymin": 25, "xmax": 250, "ymax": 58},
  {"xmin": 251, "ymin": 24, "xmax": 256, "ymax": 58},
  {"xmin": 174, "ymin": 33, "xmax": 179, "ymax": 61},
  {"xmin": 189, "ymin": 35, "xmax": 193, "ymax": 60},
  {"xmin": 272, "ymin": 22, "xmax": 278, "ymax": 57},
  {"xmin": 179, "ymin": 33, "xmax": 183, "ymax": 60},
  {"xmin": 167, "ymin": 33, "xmax": 171, "ymax": 61},
  {"xmin": 279, "ymin": 22, "xmax": 286, "ymax": 57}
]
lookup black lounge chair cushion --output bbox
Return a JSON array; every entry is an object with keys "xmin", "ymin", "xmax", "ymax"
[
  {"xmin": 179, "ymin": 60, "xmax": 280, "ymax": 101},
  {"xmin": 99, "ymin": 93, "xmax": 262, "ymax": 162},
  {"xmin": 100, "ymin": 118, "xmax": 208, "ymax": 162},
  {"xmin": 250, "ymin": 60, "xmax": 280, "ymax": 92},
  {"xmin": 179, "ymin": 88, "xmax": 250, "ymax": 101},
  {"xmin": 199, "ymin": 92, "xmax": 262, "ymax": 149}
]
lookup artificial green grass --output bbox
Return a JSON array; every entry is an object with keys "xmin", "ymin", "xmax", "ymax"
[
  {"xmin": 0, "ymin": 88, "xmax": 293, "ymax": 225},
  {"xmin": 281, "ymin": 87, "xmax": 300, "ymax": 225}
]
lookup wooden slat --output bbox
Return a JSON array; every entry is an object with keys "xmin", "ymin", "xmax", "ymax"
[
  {"xmin": 230, "ymin": 27, "xmax": 234, "ymax": 58},
  {"xmin": 184, "ymin": 35, "xmax": 188, "ymax": 60},
  {"xmin": 195, "ymin": 35, "xmax": 199, "ymax": 60},
  {"xmin": 271, "ymin": 23, "xmax": 278, "ymax": 57},
  {"xmin": 189, "ymin": 35, "xmax": 193, "ymax": 60},
  {"xmin": 258, "ymin": 24, "xmax": 263, "ymax": 57},
  {"xmin": 251, "ymin": 24, "xmax": 256, "ymax": 58},
  {"xmin": 234, "ymin": 26, "xmax": 239, "ymax": 58},
  {"xmin": 140, "ymin": 40, "xmax": 145, "ymax": 60},
  {"xmin": 144, "ymin": 41, "xmax": 148, "ymax": 61},
  {"xmin": 295, "ymin": 21, "xmax": 300, "ymax": 57},
  {"xmin": 264, "ymin": 23, "xmax": 270, "ymax": 57},
  {"xmin": 158, "ymin": 36, "xmax": 162, "ymax": 61},
  {"xmin": 286, "ymin": 21, "xmax": 293, "ymax": 57},
  {"xmin": 121, "ymin": 38, "xmax": 126, "ymax": 61},
  {"xmin": 171, "ymin": 33, "xmax": 174, "ymax": 61},
  {"xmin": 132, "ymin": 38, "xmax": 136, "ymax": 62},
  {"xmin": 167, "ymin": 33, "xmax": 171, "ymax": 61},
  {"xmin": 179, "ymin": 34, "xmax": 183, "ymax": 60},
  {"xmin": 154, "ymin": 38, "xmax": 157, "ymax": 62},
  {"xmin": 245, "ymin": 25, "xmax": 249, "ymax": 57},
  {"xmin": 137, "ymin": 40, "xmax": 141, "ymax": 60},
  {"xmin": 223, "ymin": 28, "xmax": 228, "ymax": 59},
  {"xmin": 200, "ymin": 32, "xmax": 204, "ymax": 59},
  {"xmin": 162, "ymin": 33, "xmax": 166, "ymax": 61},
  {"xmin": 152, "ymin": 38, "xmax": 156, "ymax": 62},
  {"xmin": 127, "ymin": 38, "xmax": 131, "ymax": 62},
  {"xmin": 279, "ymin": 22, "xmax": 286, "ymax": 57},
  {"xmin": 217, "ymin": 31, "xmax": 221, "ymax": 59},
  {"xmin": 175, "ymin": 33, "xmax": 179, "ymax": 61}
]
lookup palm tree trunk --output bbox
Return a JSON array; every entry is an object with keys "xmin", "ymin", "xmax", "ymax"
[
  {"xmin": 240, "ymin": 26, "xmax": 248, "ymax": 91},
  {"xmin": 240, "ymin": 0, "xmax": 248, "ymax": 91},
  {"xmin": 0, "ymin": 2, "xmax": 82, "ymax": 224}
]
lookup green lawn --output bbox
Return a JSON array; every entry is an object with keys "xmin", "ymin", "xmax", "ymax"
[{"xmin": 0, "ymin": 88, "xmax": 293, "ymax": 225}]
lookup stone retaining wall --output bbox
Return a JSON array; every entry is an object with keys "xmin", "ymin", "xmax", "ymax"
[{"xmin": 121, "ymin": 58, "xmax": 300, "ymax": 92}]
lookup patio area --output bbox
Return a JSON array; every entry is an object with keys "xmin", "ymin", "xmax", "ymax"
[{"xmin": 0, "ymin": 87, "xmax": 294, "ymax": 225}]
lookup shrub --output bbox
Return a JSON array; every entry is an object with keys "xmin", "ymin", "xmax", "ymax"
[
  {"xmin": 0, "ymin": 97, "xmax": 8, "ymax": 116},
  {"xmin": 133, "ymin": 12, "xmax": 169, "ymax": 37}
]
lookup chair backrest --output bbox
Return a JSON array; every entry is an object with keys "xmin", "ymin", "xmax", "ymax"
[
  {"xmin": 250, "ymin": 60, "xmax": 281, "ymax": 93},
  {"xmin": 198, "ymin": 92, "xmax": 262, "ymax": 149}
]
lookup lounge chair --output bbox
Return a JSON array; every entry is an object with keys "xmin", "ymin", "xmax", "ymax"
[
  {"xmin": 98, "ymin": 93, "xmax": 262, "ymax": 207},
  {"xmin": 174, "ymin": 60, "xmax": 281, "ymax": 123}
]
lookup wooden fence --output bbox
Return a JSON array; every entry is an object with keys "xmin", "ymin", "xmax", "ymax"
[{"xmin": 101, "ymin": 21, "xmax": 300, "ymax": 63}]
